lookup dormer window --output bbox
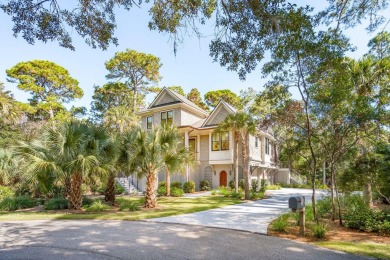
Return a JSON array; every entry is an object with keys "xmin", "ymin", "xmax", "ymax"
[
  {"xmin": 161, "ymin": 110, "xmax": 173, "ymax": 125},
  {"xmin": 147, "ymin": 116, "xmax": 153, "ymax": 129}
]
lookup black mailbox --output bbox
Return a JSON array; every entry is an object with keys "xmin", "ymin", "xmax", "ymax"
[{"xmin": 289, "ymin": 196, "xmax": 305, "ymax": 211}]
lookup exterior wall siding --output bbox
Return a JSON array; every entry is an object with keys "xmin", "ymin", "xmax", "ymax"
[{"xmin": 181, "ymin": 108, "xmax": 204, "ymax": 126}]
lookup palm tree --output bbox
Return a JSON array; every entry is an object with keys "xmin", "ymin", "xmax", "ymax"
[
  {"xmin": 123, "ymin": 125, "xmax": 184, "ymax": 208},
  {"xmin": 18, "ymin": 121, "xmax": 114, "ymax": 209},
  {"xmin": 217, "ymin": 112, "xmax": 256, "ymax": 199},
  {"xmin": 0, "ymin": 83, "xmax": 22, "ymax": 124},
  {"xmin": 161, "ymin": 125, "xmax": 195, "ymax": 196}
]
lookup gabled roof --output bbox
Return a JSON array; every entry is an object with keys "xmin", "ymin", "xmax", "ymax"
[
  {"xmin": 201, "ymin": 99, "xmax": 237, "ymax": 127},
  {"xmin": 148, "ymin": 87, "xmax": 209, "ymax": 116}
]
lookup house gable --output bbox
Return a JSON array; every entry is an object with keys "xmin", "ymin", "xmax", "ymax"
[
  {"xmin": 202, "ymin": 100, "xmax": 236, "ymax": 127},
  {"xmin": 149, "ymin": 88, "xmax": 181, "ymax": 108}
]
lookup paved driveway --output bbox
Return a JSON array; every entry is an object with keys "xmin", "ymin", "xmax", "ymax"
[
  {"xmin": 148, "ymin": 188, "xmax": 328, "ymax": 234},
  {"xmin": 0, "ymin": 220, "xmax": 365, "ymax": 260}
]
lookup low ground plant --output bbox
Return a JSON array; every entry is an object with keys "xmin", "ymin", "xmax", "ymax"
[
  {"xmin": 157, "ymin": 186, "xmax": 166, "ymax": 196},
  {"xmin": 272, "ymin": 214, "xmax": 289, "ymax": 232},
  {"xmin": 267, "ymin": 184, "xmax": 282, "ymax": 190},
  {"xmin": 250, "ymin": 191, "xmax": 265, "ymax": 200},
  {"xmin": 117, "ymin": 198, "xmax": 141, "ymax": 212},
  {"xmin": 44, "ymin": 197, "xmax": 68, "ymax": 210},
  {"xmin": 0, "ymin": 196, "xmax": 37, "ymax": 211},
  {"xmin": 310, "ymin": 222, "xmax": 327, "ymax": 238},
  {"xmin": 84, "ymin": 200, "xmax": 111, "ymax": 212}
]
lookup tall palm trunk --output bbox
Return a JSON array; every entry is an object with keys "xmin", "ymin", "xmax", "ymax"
[
  {"xmin": 70, "ymin": 172, "xmax": 83, "ymax": 210},
  {"xmin": 166, "ymin": 167, "xmax": 171, "ymax": 196},
  {"xmin": 145, "ymin": 171, "xmax": 157, "ymax": 208},
  {"xmin": 234, "ymin": 132, "xmax": 239, "ymax": 193},
  {"xmin": 64, "ymin": 175, "xmax": 71, "ymax": 200},
  {"xmin": 242, "ymin": 134, "xmax": 250, "ymax": 200},
  {"xmin": 105, "ymin": 171, "xmax": 116, "ymax": 205}
]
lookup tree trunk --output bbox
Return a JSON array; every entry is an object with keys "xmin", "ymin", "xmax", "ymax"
[
  {"xmin": 334, "ymin": 175, "xmax": 343, "ymax": 226},
  {"xmin": 144, "ymin": 171, "xmax": 157, "ymax": 208},
  {"xmin": 363, "ymin": 182, "xmax": 373, "ymax": 208},
  {"xmin": 70, "ymin": 173, "xmax": 83, "ymax": 210},
  {"xmin": 243, "ymin": 134, "xmax": 250, "ymax": 200},
  {"xmin": 133, "ymin": 85, "xmax": 138, "ymax": 113},
  {"xmin": 166, "ymin": 167, "xmax": 171, "ymax": 196},
  {"xmin": 64, "ymin": 175, "xmax": 71, "ymax": 200},
  {"xmin": 105, "ymin": 171, "xmax": 116, "ymax": 205},
  {"xmin": 330, "ymin": 162, "xmax": 336, "ymax": 221},
  {"xmin": 234, "ymin": 132, "xmax": 239, "ymax": 193}
]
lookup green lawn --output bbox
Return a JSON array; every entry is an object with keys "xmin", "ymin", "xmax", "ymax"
[
  {"xmin": 315, "ymin": 241, "xmax": 390, "ymax": 260},
  {"xmin": 0, "ymin": 195, "xmax": 242, "ymax": 221}
]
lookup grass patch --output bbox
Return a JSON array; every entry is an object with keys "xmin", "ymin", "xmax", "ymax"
[
  {"xmin": 315, "ymin": 241, "xmax": 390, "ymax": 259},
  {"xmin": 0, "ymin": 195, "xmax": 242, "ymax": 221}
]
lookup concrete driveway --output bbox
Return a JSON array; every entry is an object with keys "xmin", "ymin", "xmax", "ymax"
[
  {"xmin": 0, "ymin": 220, "xmax": 365, "ymax": 260},
  {"xmin": 148, "ymin": 188, "xmax": 328, "ymax": 234}
]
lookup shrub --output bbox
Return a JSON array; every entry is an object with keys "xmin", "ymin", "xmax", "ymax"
[
  {"xmin": 200, "ymin": 180, "xmax": 210, "ymax": 191},
  {"xmin": 219, "ymin": 186, "xmax": 232, "ymax": 197},
  {"xmin": 0, "ymin": 186, "xmax": 14, "ymax": 200},
  {"xmin": 44, "ymin": 197, "xmax": 68, "ymax": 210},
  {"xmin": 310, "ymin": 222, "xmax": 327, "ymax": 238},
  {"xmin": 229, "ymin": 180, "xmax": 235, "ymax": 190},
  {"xmin": 317, "ymin": 197, "xmax": 332, "ymax": 217},
  {"xmin": 158, "ymin": 181, "xmax": 166, "ymax": 188},
  {"xmin": 267, "ymin": 184, "xmax": 281, "ymax": 190},
  {"xmin": 171, "ymin": 181, "xmax": 182, "ymax": 189},
  {"xmin": 183, "ymin": 181, "xmax": 195, "ymax": 193},
  {"xmin": 251, "ymin": 179, "xmax": 259, "ymax": 192},
  {"xmin": 0, "ymin": 196, "xmax": 37, "ymax": 211},
  {"xmin": 231, "ymin": 191, "xmax": 243, "ymax": 199},
  {"xmin": 82, "ymin": 196, "xmax": 94, "ymax": 206},
  {"xmin": 250, "ymin": 191, "xmax": 265, "ymax": 200},
  {"xmin": 305, "ymin": 204, "xmax": 315, "ymax": 222},
  {"xmin": 238, "ymin": 179, "xmax": 245, "ymax": 190},
  {"xmin": 85, "ymin": 200, "xmax": 111, "ymax": 212},
  {"xmin": 171, "ymin": 187, "xmax": 184, "ymax": 197},
  {"xmin": 118, "ymin": 200, "xmax": 140, "ymax": 212},
  {"xmin": 272, "ymin": 215, "xmax": 289, "ymax": 232},
  {"xmin": 115, "ymin": 181, "xmax": 126, "ymax": 194},
  {"xmin": 157, "ymin": 186, "xmax": 167, "ymax": 196},
  {"xmin": 211, "ymin": 190, "xmax": 217, "ymax": 195}
]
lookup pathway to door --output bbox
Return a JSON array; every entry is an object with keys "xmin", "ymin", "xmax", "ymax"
[{"xmin": 148, "ymin": 188, "xmax": 328, "ymax": 234}]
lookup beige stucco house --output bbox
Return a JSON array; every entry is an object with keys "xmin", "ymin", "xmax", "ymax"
[{"xmin": 131, "ymin": 87, "xmax": 288, "ymax": 192}]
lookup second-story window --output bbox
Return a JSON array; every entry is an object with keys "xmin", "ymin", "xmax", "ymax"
[
  {"xmin": 147, "ymin": 116, "xmax": 153, "ymax": 129},
  {"xmin": 265, "ymin": 138, "xmax": 270, "ymax": 155},
  {"xmin": 161, "ymin": 110, "xmax": 173, "ymax": 125},
  {"xmin": 255, "ymin": 137, "xmax": 259, "ymax": 148},
  {"xmin": 212, "ymin": 132, "xmax": 229, "ymax": 151}
]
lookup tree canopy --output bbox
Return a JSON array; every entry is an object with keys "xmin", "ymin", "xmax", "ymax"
[
  {"xmin": 105, "ymin": 49, "xmax": 162, "ymax": 113},
  {"xmin": 204, "ymin": 89, "xmax": 241, "ymax": 109},
  {"xmin": 6, "ymin": 60, "xmax": 83, "ymax": 120}
]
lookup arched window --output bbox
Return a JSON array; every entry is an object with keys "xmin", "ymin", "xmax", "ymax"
[{"xmin": 204, "ymin": 166, "xmax": 213, "ymax": 187}]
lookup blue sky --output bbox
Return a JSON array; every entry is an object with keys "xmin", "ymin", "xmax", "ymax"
[{"xmin": 0, "ymin": 1, "xmax": 387, "ymax": 111}]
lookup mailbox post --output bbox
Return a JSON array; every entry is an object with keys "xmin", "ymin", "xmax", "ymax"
[{"xmin": 288, "ymin": 196, "xmax": 306, "ymax": 236}]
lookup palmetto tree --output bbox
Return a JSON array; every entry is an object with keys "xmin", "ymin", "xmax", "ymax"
[
  {"xmin": 217, "ymin": 112, "xmax": 256, "ymax": 199},
  {"xmin": 18, "ymin": 121, "xmax": 115, "ymax": 209},
  {"xmin": 124, "ymin": 125, "xmax": 186, "ymax": 208},
  {"xmin": 161, "ymin": 125, "xmax": 194, "ymax": 196}
]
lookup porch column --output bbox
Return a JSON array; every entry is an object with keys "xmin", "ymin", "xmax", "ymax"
[
  {"xmin": 197, "ymin": 134, "xmax": 200, "ymax": 161},
  {"xmin": 185, "ymin": 131, "xmax": 189, "ymax": 182},
  {"xmin": 256, "ymin": 169, "xmax": 261, "ymax": 191}
]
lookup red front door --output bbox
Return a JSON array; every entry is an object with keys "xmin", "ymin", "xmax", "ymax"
[{"xmin": 220, "ymin": 171, "xmax": 227, "ymax": 187}]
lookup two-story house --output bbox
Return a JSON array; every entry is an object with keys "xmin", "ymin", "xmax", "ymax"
[{"xmin": 133, "ymin": 87, "xmax": 289, "ymax": 192}]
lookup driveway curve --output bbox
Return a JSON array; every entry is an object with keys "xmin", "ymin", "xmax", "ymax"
[
  {"xmin": 0, "ymin": 220, "xmax": 365, "ymax": 260},
  {"xmin": 148, "ymin": 188, "xmax": 328, "ymax": 234}
]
